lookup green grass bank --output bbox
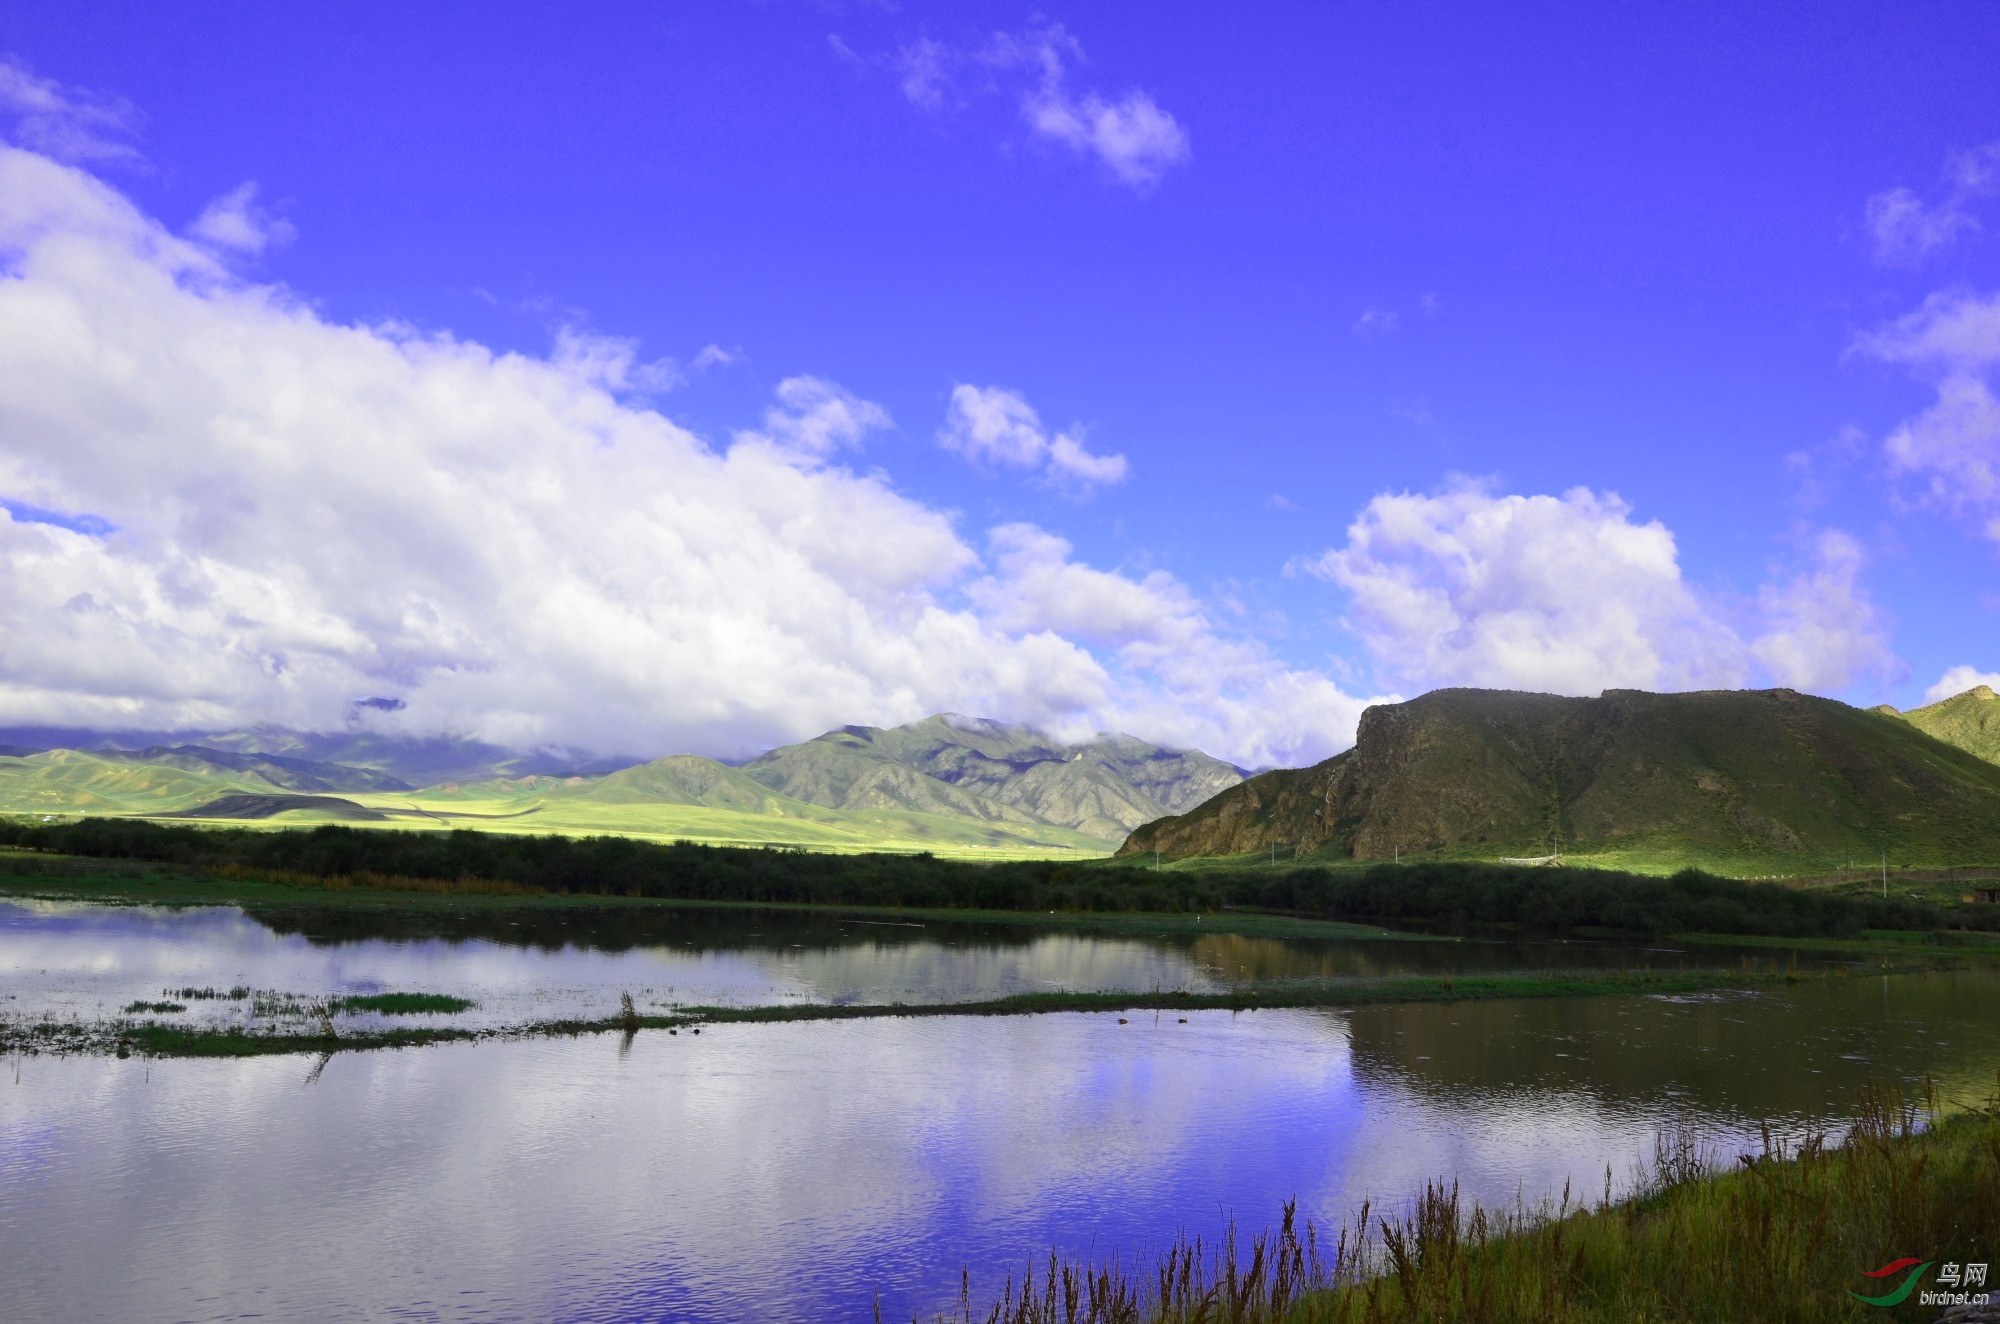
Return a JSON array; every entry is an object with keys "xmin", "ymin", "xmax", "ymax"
[{"xmin": 927, "ymin": 1079, "xmax": 2000, "ymax": 1323}]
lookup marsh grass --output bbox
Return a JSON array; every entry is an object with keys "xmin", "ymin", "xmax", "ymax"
[
  {"xmin": 0, "ymin": 965, "xmax": 1942, "ymax": 1061},
  {"xmin": 173, "ymin": 985, "xmax": 251, "ymax": 1000},
  {"xmin": 333, "ymin": 992, "xmax": 475, "ymax": 1015},
  {"xmin": 921, "ymin": 1078, "xmax": 2000, "ymax": 1323},
  {"xmin": 122, "ymin": 1000, "xmax": 184, "ymax": 1014}
]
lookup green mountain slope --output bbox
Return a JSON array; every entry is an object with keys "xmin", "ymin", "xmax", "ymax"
[
  {"xmin": 566, "ymin": 754, "xmax": 812, "ymax": 812},
  {"xmin": 183, "ymin": 726, "xmax": 627, "ymax": 783},
  {"xmin": 108, "ymin": 745, "xmax": 414, "ymax": 793},
  {"xmin": 1120, "ymin": 687, "xmax": 2000, "ymax": 872},
  {"xmin": 1896, "ymin": 684, "xmax": 2000, "ymax": 766},
  {"xmin": 0, "ymin": 714, "xmax": 1241, "ymax": 858},
  {"xmin": 740, "ymin": 715, "xmax": 1243, "ymax": 838},
  {"xmin": 0, "ymin": 749, "xmax": 267, "ymax": 814}
]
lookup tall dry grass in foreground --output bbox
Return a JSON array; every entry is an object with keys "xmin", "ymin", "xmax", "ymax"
[{"xmin": 912, "ymin": 1077, "xmax": 2000, "ymax": 1323}]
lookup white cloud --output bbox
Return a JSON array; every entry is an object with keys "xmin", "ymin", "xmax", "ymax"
[
  {"xmin": 1857, "ymin": 289, "xmax": 2000, "ymax": 539},
  {"xmin": 967, "ymin": 524, "xmax": 1392, "ymax": 767},
  {"xmin": 691, "ymin": 343, "xmax": 742, "ymax": 370},
  {"xmin": 891, "ymin": 25, "xmax": 1189, "ymax": 190},
  {"xmin": 1299, "ymin": 482, "xmax": 1749, "ymax": 695},
  {"xmin": 0, "ymin": 141, "xmax": 1362, "ymax": 769},
  {"xmin": 546, "ymin": 332, "xmax": 742, "ymax": 398},
  {"xmin": 939, "ymin": 384, "xmax": 1128, "ymax": 491},
  {"xmin": 1750, "ymin": 530, "xmax": 1894, "ymax": 691},
  {"xmin": 747, "ymin": 375, "xmax": 891, "ymax": 458},
  {"xmin": 1924, "ymin": 664, "xmax": 2000, "ymax": 705},
  {"xmin": 1019, "ymin": 79, "xmax": 1189, "ymax": 189},
  {"xmin": 1352, "ymin": 307, "xmax": 1399, "ymax": 337},
  {"xmin": 188, "ymin": 182, "xmax": 294, "ymax": 256},
  {"xmin": 896, "ymin": 37, "xmax": 952, "ymax": 111},
  {"xmin": 1863, "ymin": 142, "xmax": 1999, "ymax": 266},
  {"xmin": 0, "ymin": 57, "xmax": 139, "ymax": 165},
  {"xmin": 970, "ymin": 524, "xmax": 1197, "ymax": 649},
  {"xmin": 549, "ymin": 326, "xmax": 684, "ymax": 395}
]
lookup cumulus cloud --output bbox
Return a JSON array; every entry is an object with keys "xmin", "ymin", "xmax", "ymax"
[
  {"xmin": 967, "ymin": 524, "xmax": 1391, "ymax": 766},
  {"xmin": 939, "ymin": 384, "xmax": 1128, "ymax": 491},
  {"xmin": 970, "ymin": 524, "xmax": 1197, "ymax": 649},
  {"xmin": 0, "ymin": 57, "xmax": 139, "ymax": 165},
  {"xmin": 1298, "ymin": 483, "xmax": 1903, "ymax": 701},
  {"xmin": 748, "ymin": 375, "xmax": 891, "ymax": 458},
  {"xmin": 1750, "ymin": 530, "xmax": 1894, "ymax": 691},
  {"xmin": 891, "ymin": 24, "xmax": 1189, "ymax": 189},
  {"xmin": 188, "ymin": 182, "xmax": 294, "ymax": 255},
  {"xmin": 1924, "ymin": 664, "xmax": 2000, "ymax": 705},
  {"xmin": 1857, "ymin": 288, "xmax": 2000, "ymax": 539},
  {"xmin": 0, "ymin": 141, "xmax": 1365, "ymax": 768},
  {"xmin": 1863, "ymin": 142, "xmax": 1999, "ymax": 266},
  {"xmin": 1298, "ymin": 483, "xmax": 1749, "ymax": 695}
]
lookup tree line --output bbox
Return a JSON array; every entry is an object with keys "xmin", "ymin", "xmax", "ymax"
[{"xmin": 1, "ymin": 817, "xmax": 1983, "ymax": 938}]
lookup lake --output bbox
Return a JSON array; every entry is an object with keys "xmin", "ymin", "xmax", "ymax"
[{"xmin": 4, "ymin": 899, "xmax": 1996, "ymax": 1321}]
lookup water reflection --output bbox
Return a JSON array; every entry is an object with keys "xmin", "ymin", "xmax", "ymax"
[
  {"xmin": 0, "ymin": 898, "xmax": 1792, "ymax": 1035},
  {"xmin": 4, "ymin": 970, "xmax": 1997, "ymax": 1322}
]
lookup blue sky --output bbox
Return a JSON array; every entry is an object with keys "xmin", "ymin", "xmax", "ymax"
[{"xmin": 0, "ymin": 2, "xmax": 1996, "ymax": 763}]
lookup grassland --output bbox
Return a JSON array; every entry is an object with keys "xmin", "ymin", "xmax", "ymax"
[
  {"xmin": 151, "ymin": 791, "xmax": 1118, "ymax": 858},
  {"xmin": 0, "ymin": 749, "xmax": 1121, "ymax": 859},
  {"xmin": 1145, "ymin": 837, "xmax": 2000, "ymax": 891}
]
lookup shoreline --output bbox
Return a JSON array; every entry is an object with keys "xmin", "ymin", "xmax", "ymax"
[{"xmin": 4, "ymin": 962, "xmax": 1968, "ymax": 1060}]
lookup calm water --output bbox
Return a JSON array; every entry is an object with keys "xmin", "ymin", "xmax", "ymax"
[
  {"xmin": 0, "ymin": 898, "xmax": 1743, "ymax": 1032},
  {"xmin": 4, "ymin": 901, "xmax": 1996, "ymax": 1322}
]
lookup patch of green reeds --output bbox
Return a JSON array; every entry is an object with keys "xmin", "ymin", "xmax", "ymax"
[
  {"xmin": 173, "ymin": 985, "xmax": 251, "ymax": 1000},
  {"xmin": 922, "ymin": 1077, "xmax": 2000, "ymax": 1323},
  {"xmin": 332, "ymin": 992, "xmax": 475, "ymax": 1015},
  {"xmin": 122, "ymin": 1000, "xmax": 185, "ymax": 1014}
]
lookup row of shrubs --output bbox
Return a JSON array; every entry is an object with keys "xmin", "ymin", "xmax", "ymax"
[{"xmin": 0, "ymin": 816, "xmax": 1982, "ymax": 938}]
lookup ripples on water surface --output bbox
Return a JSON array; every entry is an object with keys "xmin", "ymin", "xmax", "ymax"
[{"xmin": 3, "ymin": 900, "xmax": 1997, "ymax": 1322}]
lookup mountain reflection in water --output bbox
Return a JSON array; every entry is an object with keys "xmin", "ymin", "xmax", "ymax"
[{"xmin": 3, "ymin": 943, "xmax": 1996, "ymax": 1322}]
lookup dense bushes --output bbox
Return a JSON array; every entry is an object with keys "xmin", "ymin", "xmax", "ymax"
[
  {"xmin": 0, "ymin": 817, "xmax": 1982, "ymax": 938},
  {"xmin": 1238, "ymin": 861, "xmax": 1960, "ymax": 938}
]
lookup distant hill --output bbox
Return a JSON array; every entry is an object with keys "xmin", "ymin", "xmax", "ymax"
[
  {"xmin": 0, "ymin": 714, "xmax": 1242, "ymax": 857},
  {"xmin": 107, "ymin": 745, "xmax": 414, "ymax": 793},
  {"xmin": 0, "ymin": 749, "xmax": 270, "ymax": 815},
  {"xmin": 1891, "ymin": 685, "xmax": 2000, "ymax": 766},
  {"xmin": 0, "ymin": 724, "xmax": 635, "ymax": 785},
  {"xmin": 736, "ymin": 715, "xmax": 1245, "ymax": 839},
  {"xmin": 1120, "ymin": 687, "xmax": 2000, "ymax": 871}
]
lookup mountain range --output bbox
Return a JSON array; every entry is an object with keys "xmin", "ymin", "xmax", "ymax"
[
  {"xmin": 1120, "ymin": 685, "xmax": 2000, "ymax": 873},
  {"xmin": 7, "ymin": 686, "xmax": 1997, "ymax": 870},
  {"xmin": 0, "ymin": 715, "xmax": 1244, "ymax": 855}
]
